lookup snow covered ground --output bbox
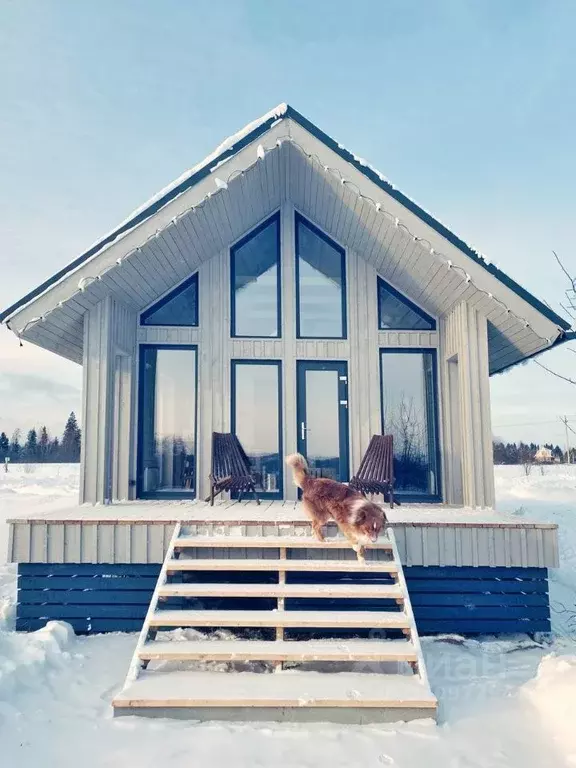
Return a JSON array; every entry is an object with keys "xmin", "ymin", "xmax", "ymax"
[{"xmin": 0, "ymin": 464, "xmax": 575, "ymax": 767}]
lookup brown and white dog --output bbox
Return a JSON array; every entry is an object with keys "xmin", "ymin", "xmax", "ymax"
[{"xmin": 286, "ymin": 453, "xmax": 387, "ymax": 563}]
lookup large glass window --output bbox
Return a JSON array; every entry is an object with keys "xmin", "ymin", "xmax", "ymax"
[
  {"xmin": 231, "ymin": 214, "xmax": 280, "ymax": 338},
  {"xmin": 232, "ymin": 361, "xmax": 282, "ymax": 498},
  {"xmin": 141, "ymin": 274, "xmax": 198, "ymax": 327},
  {"xmin": 138, "ymin": 346, "xmax": 197, "ymax": 497},
  {"xmin": 295, "ymin": 214, "xmax": 346, "ymax": 338},
  {"xmin": 377, "ymin": 277, "xmax": 435, "ymax": 331},
  {"xmin": 380, "ymin": 350, "xmax": 439, "ymax": 499}
]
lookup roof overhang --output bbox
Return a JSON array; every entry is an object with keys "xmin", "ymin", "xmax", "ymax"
[{"xmin": 2, "ymin": 104, "xmax": 571, "ymax": 372}]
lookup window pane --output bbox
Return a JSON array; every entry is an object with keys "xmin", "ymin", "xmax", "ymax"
[
  {"xmin": 380, "ymin": 351, "xmax": 439, "ymax": 496},
  {"xmin": 378, "ymin": 278, "xmax": 434, "ymax": 330},
  {"xmin": 304, "ymin": 369, "xmax": 340, "ymax": 481},
  {"xmin": 297, "ymin": 217, "xmax": 345, "ymax": 338},
  {"xmin": 233, "ymin": 362, "xmax": 282, "ymax": 496},
  {"xmin": 141, "ymin": 275, "xmax": 198, "ymax": 326},
  {"xmin": 139, "ymin": 347, "xmax": 197, "ymax": 496},
  {"xmin": 232, "ymin": 216, "xmax": 279, "ymax": 337}
]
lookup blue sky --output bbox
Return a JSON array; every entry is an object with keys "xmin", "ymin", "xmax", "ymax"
[{"xmin": 0, "ymin": 0, "xmax": 574, "ymax": 445}]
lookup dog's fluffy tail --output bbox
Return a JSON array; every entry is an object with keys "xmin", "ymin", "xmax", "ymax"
[{"xmin": 285, "ymin": 453, "xmax": 309, "ymax": 489}]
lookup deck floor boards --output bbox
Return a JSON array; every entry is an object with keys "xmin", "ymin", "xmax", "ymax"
[{"xmin": 6, "ymin": 499, "xmax": 558, "ymax": 528}]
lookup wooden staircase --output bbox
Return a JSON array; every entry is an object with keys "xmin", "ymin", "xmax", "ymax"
[{"xmin": 112, "ymin": 524, "xmax": 437, "ymax": 723}]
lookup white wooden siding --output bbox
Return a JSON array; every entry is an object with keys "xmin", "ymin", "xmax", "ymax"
[
  {"xmin": 79, "ymin": 199, "xmax": 501, "ymax": 510},
  {"xmin": 81, "ymin": 296, "xmax": 137, "ymax": 504},
  {"xmin": 439, "ymin": 303, "xmax": 495, "ymax": 507},
  {"xmin": 8, "ymin": 519, "xmax": 559, "ymax": 568}
]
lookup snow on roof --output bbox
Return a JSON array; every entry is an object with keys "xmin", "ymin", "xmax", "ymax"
[
  {"xmin": 0, "ymin": 102, "xmax": 571, "ymax": 336},
  {"xmin": 118, "ymin": 103, "xmax": 288, "ymax": 228}
]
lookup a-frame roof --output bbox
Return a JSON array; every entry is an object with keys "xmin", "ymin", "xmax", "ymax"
[{"xmin": 1, "ymin": 103, "xmax": 572, "ymax": 373}]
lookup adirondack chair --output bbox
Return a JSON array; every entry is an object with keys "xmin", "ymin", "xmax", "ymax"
[
  {"xmin": 205, "ymin": 432, "xmax": 260, "ymax": 506},
  {"xmin": 348, "ymin": 434, "xmax": 398, "ymax": 508}
]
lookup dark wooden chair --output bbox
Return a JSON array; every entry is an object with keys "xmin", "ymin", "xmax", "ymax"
[
  {"xmin": 205, "ymin": 432, "xmax": 260, "ymax": 506},
  {"xmin": 349, "ymin": 434, "xmax": 399, "ymax": 508}
]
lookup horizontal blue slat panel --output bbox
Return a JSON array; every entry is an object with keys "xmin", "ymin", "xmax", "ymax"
[
  {"xmin": 19, "ymin": 563, "xmax": 161, "ymax": 576},
  {"xmin": 16, "ymin": 617, "xmax": 145, "ymax": 633},
  {"xmin": 19, "ymin": 604, "xmax": 148, "ymax": 620},
  {"xmin": 410, "ymin": 592, "xmax": 549, "ymax": 607},
  {"xmin": 18, "ymin": 590, "xmax": 153, "ymax": 605},
  {"xmin": 416, "ymin": 619, "xmax": 551, "ymax": 634},
  {"xmin": 18, "ymin": 577, "xmax": 159, "ymax": 591},
  {"xmin": 405, "ymin": 579, "xmax": 548, "ymax": 594},
  {"xmin": 16, "ymin": 564, "xmax": 551, "ymax": 636},
  {"xmin": 405, "ymin": 566, "xmax": 547, "ymax": 580},
  {"xmin": 413, "ymin": 606, "xmax": 550, "ymax": 620}
]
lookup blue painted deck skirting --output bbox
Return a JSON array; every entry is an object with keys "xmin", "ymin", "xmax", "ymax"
[{"xmin": 16, "ymin": 563, "xmax": 551, "ymax": 635}]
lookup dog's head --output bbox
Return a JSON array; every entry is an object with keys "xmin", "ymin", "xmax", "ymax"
[{"xmin": 353, "ymin": 501, "xmax": 386, "ymax": 543}]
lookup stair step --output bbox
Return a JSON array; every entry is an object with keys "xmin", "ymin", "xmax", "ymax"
[
  {"xmin": 113, "ymin": 670, "xmax": 437, "ymax": 712},
  {"xmin": 159, "ymin": 582, "xmax": 403, "ymax": 599},
  {"xmin": 149, "ymin": 609, "xmax": 411, "ymax": 629},
  {"xmin": 175, "ymin": 536, "xmax": 393, "ymax": 550},
  {"xmin": 167, "ymin": 558, "xmax": 398, "ymax": 573},
  {"xmin": 138, "ymin": 638, "xmax": 418, "ymax": 663}
]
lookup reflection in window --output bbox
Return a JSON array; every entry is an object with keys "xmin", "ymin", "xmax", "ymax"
[
  {"xmin": 232, "ymin": 361, "xmax": 282, "ymax": 498},
  {"xmin": 380, "ymin": 350, "xmax": 439, "ymax": 497},
  {"xmin": 296, "ymin": 215, "xmax": 346, "ymax": 338},
  {"xmin": 377, "ymin": 277, "xmax": 435, "ymax": 331},
  {"xmin": 303, "ymin": 368, "xmax": 341, "ymax": 482},
  {"xmin": 139, "ymin": 346, "xmax": 197, "ymax": 497},
  {"xmin": 231, "ymin": 215, "xmax": 280, "ymax": 337},
  {"xmin": 141, "ymin": 274, "xmax": 198, "ymax": 326}
]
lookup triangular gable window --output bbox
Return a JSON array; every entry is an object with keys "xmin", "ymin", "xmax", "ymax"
[
  {"xmin": 141, "ymin": 273, "xmax": 198, "ymax": 326},
  {"xmin": 377, "ymin": 277, "xmax": 435, "ymax": 331}
]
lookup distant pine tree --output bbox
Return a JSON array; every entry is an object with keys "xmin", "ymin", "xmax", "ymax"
[
  {"xmin": 24, "ymin": 428, "xmax": 39, "ymax": 462},
  {"xmin": 50, "ymin": 436, "xmax": 61, "ymax": 462},
  {"xmin": 38, "ymin": 426, "xmax": 50, "ymax": 462},
  {"xmin": 0, "ymin": 432, "xmax": 9, "ymax": 461},
  {"xmin": 10, "ymin": 429, "xmax": 22, "ymax": 462},
  {"xmin": 61, "ymin": 412, "xmax": 81, "ymax": 462}
]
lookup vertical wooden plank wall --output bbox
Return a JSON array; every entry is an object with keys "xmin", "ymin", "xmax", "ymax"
[
  {"xmin": 81, "ymin": 296, "xmax": 137, "ymax": 504},
  {"xmin": 127, "ymin": 203, "xmax": 442, "ymax": 504},
  {"xmin": 83, "ymin": 197, "xmax": 452, "ymax": 505},
  {"xmin": 440, "ymin": 302, "xmax": 495, "ymax": 507}
]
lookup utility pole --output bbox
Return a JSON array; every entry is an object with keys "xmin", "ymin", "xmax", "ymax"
[{"xmin": 561, "ymin": 416, "xmax": 571, "ymax": 463}]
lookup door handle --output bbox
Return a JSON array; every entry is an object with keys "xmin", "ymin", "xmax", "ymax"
[{"xmin": 300, "ymin": 421, "xmax": 311, "ymax": 441}]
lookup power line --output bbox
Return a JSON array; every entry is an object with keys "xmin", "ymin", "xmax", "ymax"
[{"xmin": 493, "ymin": 417, "xmax": 576, "ymax": 428}]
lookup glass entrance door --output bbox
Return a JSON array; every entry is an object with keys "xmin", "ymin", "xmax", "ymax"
[{"xmin": 296, "ymin": 361, "xmax": 349, "ymax": 482}]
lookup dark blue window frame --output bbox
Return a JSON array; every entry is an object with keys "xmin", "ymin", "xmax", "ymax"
[
  {"xmin": 136, "ymin": 344, "xmax": 199, "ymax": 500},
  {"xmin": 230, "ymin": 212, "xmax": 282, "ymax": 339},
  {"xmin": 230, "ymin": 359, "xmax": 284, "ymax": 499},
  {"xmin": 140, "ymin": 273, "xmax": 199, "ymax": 327},
  {"xmin": 377, "ymin": 276, "xmax": 436, "ymax": 331},
  {"xmin": 379, "ymin": 348, "xmax": 442, "ymax": 503},
  {"xmin": 295, "ymin": 213, "xmax": 347, "ymax": 340}
]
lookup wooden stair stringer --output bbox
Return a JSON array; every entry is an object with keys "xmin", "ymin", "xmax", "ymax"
[{"xmin": 113, "ymin": 523, "xmax": 437, "ymax": 722}]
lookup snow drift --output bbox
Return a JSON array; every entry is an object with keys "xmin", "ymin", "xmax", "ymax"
[{"xmin": 522, "ymin": 654, "xmax": 576, "ymax": 763}]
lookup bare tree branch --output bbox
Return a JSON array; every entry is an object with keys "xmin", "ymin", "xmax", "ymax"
[
  {"xmin": 552, "ymin": 250, "xmax": 576, "ymax": 291},
  {"xmin": 534, "ymin": 359, "xmax": 576, "ymax": 386}
]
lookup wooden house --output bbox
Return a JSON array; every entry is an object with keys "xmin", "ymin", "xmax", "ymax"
[{"xmin": 1, "ymin": 104, "xmax": 571, "ymax": 721}]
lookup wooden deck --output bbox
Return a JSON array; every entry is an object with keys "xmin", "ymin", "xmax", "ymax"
[
  {"xmin": 7, "ymin": 499, "xmax": 560, "ymax": 569},
  {"xmin": 6, "ymin": 497, "xmax": 559, "ymax": 526}
]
